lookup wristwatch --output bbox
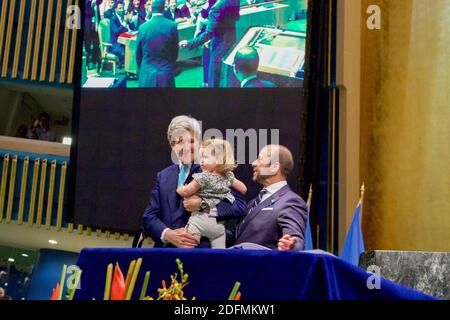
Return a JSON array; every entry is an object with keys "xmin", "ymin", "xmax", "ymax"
[{"xmin": 199, "ymin": 198, "xmax": 208, "ymax": 212}]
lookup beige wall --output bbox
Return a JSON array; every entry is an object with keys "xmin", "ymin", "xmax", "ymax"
[{"xmin": 360, "ymin": 0, "xmax": 450, "ymax": 251}]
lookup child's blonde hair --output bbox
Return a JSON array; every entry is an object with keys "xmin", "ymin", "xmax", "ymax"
[{"xmin": 201, "ymin": 138, "xmax": 237, "ymax": 174}]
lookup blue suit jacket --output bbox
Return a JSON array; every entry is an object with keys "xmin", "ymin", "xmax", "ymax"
[
  {"xmin": 109, "ymin": 13, "xmax": 128, "ymax": 46},
  {"xmin": 136, "ymin": 15, "xmax": 179, "ymax": 87},
  {"xmin": 235, "ymin": 185, "xmax": 308, "ymax": 250},
  {"xmin": 142, "ymin": 163, "xmax": 247, "ymax": 247}
]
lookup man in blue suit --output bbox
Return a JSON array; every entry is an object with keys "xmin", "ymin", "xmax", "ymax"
[
  {"xmin": 234, "ymin": 145, "xmax": 308, "ymax": 250},
  {"xmin": 136, "ymin": 0, "xmax": 179, "ymax": 87},
  {"xmin": 142, "ymin": 115, "xmax": 247, "ymax": 248},
  {"xmin": 179, "ymin": 0, "xmax": 240, "ymax": 87},
  {"xmin": 109, "ymin": 0, "xmax": 131, "ymax": 65},
  {"xmin": 233, "ymin": 46, "xmax": 276, "ymax": 88}
]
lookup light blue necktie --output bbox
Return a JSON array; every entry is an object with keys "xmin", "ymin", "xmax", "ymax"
[{"xmin": 177, "ymin": 165, "xmax": 189, "ymax": 187}]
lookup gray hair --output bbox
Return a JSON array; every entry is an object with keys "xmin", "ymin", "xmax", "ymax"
[{"xmin": 167, "ymin": 115, "xmax": 202, "ymax": 145}]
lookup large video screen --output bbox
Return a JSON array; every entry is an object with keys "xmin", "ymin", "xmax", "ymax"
[
  {"xmin": 82, "ymin": 0, "xmax": 308, "ymax": 88},
  {"xmin": 72, "ymin": 0, "xmax": 311, "ymax": 234}
]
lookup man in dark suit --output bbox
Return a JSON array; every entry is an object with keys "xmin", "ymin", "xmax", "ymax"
[
  {"xmin": 142, "ymin": 115, "xmax": 247, "ymax": 248},
  {"xmin": 234, "ymin": 145, "xmax": 307, "ymax": 250},
  {"xmin": 109, "ymin": 0, "xmax": 131, "ymax": 64},
  {"xmin": 84, "ymin": 0, "xmax": 102, "ymax": 69},
  {"xmin": 180, "ymin": 0, "xmax": 240, "ymax": 87},
  {"xmin": 233, "ymin": 46, "xmax": 276, "ymax": 88},
  {"xmin": 176, "ymin": 0, "xmax": 197, "ymax": 21},
  {"xmin": 163, "ymin": 0, "xmax": 176, "ymax": 20},
  {"xmin": 136, "ymin": 0, "xmax": 179, "ymax": 87}
]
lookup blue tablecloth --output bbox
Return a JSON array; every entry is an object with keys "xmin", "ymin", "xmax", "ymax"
[{"xmin": 74, "ymin": 248, "xmax": 435, "ymax": 300}]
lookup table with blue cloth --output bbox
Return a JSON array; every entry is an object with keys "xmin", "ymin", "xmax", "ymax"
[{"xmin": 74, "ymin": 248, "xmax": 435, "ymax": 300}]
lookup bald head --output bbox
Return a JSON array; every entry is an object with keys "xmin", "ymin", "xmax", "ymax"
[
  {"xmin": 253, "ymin": 145, "xmax": 294, "ymax": 185},
  {"xmin": 233, "ymin": 46, "xmax": 260, "ymax": 77}
]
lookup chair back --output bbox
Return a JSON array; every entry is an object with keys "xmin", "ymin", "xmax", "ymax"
[{"xmin": 98, "ymin": 19, "xmax": 112, "ymax": 54}]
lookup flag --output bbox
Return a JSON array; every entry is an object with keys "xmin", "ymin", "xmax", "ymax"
[
  {"xmin": 340, "ymin": 201, "xmax": 365, "ymax": 266},
  {"xmin": 50, "ymin": 282, "xmax": 60, "ymax": 300},
  {"xmin": 111, "ymin": 263, "xmax": 126, "ymax": 300},
  {"xmin": 304, "ymin": 213, "xmax": 314, "ymax": 250}
]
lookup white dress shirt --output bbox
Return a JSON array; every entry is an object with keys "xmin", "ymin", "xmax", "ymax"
[
  {"xmin": 260, "ymin": 180, "xmax": 288, "ymax": 203},
  {"xmin": 241, "ymin": 75, "xmax": 257, "ymax": 88}
]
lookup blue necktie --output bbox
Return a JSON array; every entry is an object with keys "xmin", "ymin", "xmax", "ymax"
[{"xmin": 178, "ymin": 165, "xmax": 189, "ymax": 187}]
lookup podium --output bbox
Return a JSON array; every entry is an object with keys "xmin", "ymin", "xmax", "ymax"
[
  {"xmin": 73, "ymin": 248, "xmax": 434, "ymax": 300},
  {"xmin": 221, "ymin": 27, "xmax": 306, "ymax": 87}
]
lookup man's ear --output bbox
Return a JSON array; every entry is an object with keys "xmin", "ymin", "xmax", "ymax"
[{"xmin": 272, "ymin": 162, "xmax": 281, "ymax": 174}]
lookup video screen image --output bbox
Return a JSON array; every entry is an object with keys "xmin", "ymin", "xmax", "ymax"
[{"xmin": 82, "ymin": 0, "xmax": 308, "ymax": 88}]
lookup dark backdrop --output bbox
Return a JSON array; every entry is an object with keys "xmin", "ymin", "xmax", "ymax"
[{"xmin": 71, "ymin": 88, "xmax": 307, "ymax": 232}]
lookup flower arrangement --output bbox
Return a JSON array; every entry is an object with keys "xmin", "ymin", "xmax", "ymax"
[{"xmin": 49, "ymin": 258, "xmax": 241, "ymax": 300}]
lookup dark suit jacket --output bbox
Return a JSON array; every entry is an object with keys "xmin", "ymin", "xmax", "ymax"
[
  {"xmin": 142, "ymin": 164, "xmax": 247, "ymax": 248},
  {"xmin": 103, "ymin": 8, "xmax": 114, "ymax": 19},
  {"xmin": 186, "ymin": 0, "xmax": 240, "ymax": 87},
  {"xmin": 129, "ymin": 8, "xmax": 147, "ymax": 31},
  {"xmin": 109, "ymin": 12, "xmax": 128, "ymax": 46},
  {"xmin": 235, "ymin": 185, "xmax": 308, "ymax": 250},
  {"xmin": 163, "ymin": 8, "xmax": 176, "ymax": 21},
  {"xmin": 176, "ymin": 4, "xmax": 194, "ymax": 19},
  {"xmin": 136, "ymin": 15, "xmax": 179, "ymax": 87},
  {"xmin": 243, "ymin": 77, "xmax": 276, "ymax": 88}
]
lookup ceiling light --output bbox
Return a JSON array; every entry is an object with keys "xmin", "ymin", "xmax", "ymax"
[
  {"xmin": 8, "ymin": 258, "xmax": 15, "ymax": 263},
  {"xmin": 22, "ymin": 253, "xmax": 29, "ymax": 258},
  {"xmin": 48, "ymin": 239, "xmax": 58, "ymax": 245}
]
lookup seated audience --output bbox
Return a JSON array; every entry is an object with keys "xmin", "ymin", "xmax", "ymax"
[
  {"xmin": 15, "ymin": 124, "xmax": 28, "ymax": 139},
  {"xmin": 28, "ymin": 113, "xmax": 57, "ymax": 142}
]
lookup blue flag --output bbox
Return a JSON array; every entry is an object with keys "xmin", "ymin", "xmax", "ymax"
[
  {"xmin": 340, "ymin": 201, "xmax": 365, "ymax": 266},
  {"xmin": 304, "ymin": 213, "xmax": 314, "ymax": 250}
]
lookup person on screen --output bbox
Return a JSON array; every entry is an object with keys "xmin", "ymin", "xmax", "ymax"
[
  {"xmin": 177, "ymin": 139, "xmax": 247, "ymax": 248},
  {"xmin": 179, "ymin": 0, "xmax": 240, "ymax": 87},
  {"xmin": 144, "ymin": 0, "xmax": 153, "ymax": 20},
  {"xmin": 176, "ymin": 0, "xmax": 197, "ymax": 22},
  {"xmin": 102, "ymin": 0, "xmax": 116, "ymax": 19},
  {"xmin": 141, "ymin": 115, "xmax": 247, "ymax": 248},
  {"xmin": 233, "ymin": 145, "xmax": 307, "ymax": 251},
  {"xmin": 85, "ymin": 0, "xmax": 102, "ymax": 70},
  {"xmin": 136, "ymin": 0, "xmax": 179, "ymax": 87},
  {"xmin": 163, "ymin": 0, "xmax": 177, "ymax": 20},
  {"xmin": 127, "ymin": 0, "xmax": 147, "ymax": 30},
  {"xmin": 233, "ymin": 46, "xmax": 276, "ymax": 88},
  {"xmin": 109, "ymin": 0, "xmax": 132, "ymax": 65}
]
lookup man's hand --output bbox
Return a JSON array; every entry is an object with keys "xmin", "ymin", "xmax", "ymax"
[
  {"xmin": 164, "ymin": 228, "xmax": 199, "ymax": 248},
  {"xmin": 179, "ymin": 40, "xmax": 188, "ymax": 48},
  {"xmin": 278, "ymin": 234, "xmax": 298, "ymax": 251},
  {"xmin": 183, "ymin": 195, "xmax": 202, "ymax": 212}
]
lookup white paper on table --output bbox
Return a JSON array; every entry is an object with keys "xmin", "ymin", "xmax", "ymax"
[{"xmin": 83, "ymin": 77, "xmax": 116, "ymax": 88}]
